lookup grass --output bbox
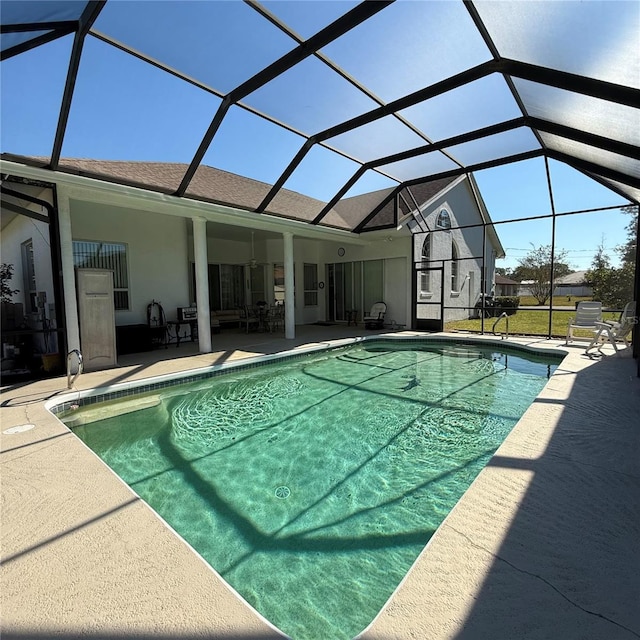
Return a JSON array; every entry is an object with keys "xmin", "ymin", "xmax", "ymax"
[
  {"xmin": 517, "ymin": 295, "xmax": 593, "ymax": 307},
  {"xmin": 445, "ymin": 308, "xmax": 619, "ymax": 338}
]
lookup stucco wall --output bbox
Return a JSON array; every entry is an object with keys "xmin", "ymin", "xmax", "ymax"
[
  {"xmin": 412, "ymin": 181, "xmax": 500, "ymax": 322},
  {"xmin": 70, "ymin": 200, "xmax": 190, "ymax": 325}
]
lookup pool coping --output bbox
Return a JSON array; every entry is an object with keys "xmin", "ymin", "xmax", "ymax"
[{"xmin": 2, "ymin": 330, "xmax": 638, "ymax": 640}]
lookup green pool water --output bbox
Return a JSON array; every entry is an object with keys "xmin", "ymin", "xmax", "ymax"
[{"xmin": 68, "ymin": 340, "xmax": 559, "ymax": 639}]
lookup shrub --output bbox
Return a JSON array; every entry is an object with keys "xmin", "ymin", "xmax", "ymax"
[{"xmin": 494, "ymin": 296, "xmax": 520, "ymax": 315}]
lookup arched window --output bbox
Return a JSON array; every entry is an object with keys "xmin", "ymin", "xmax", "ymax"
[
  {"xmin": 420, "ymin": 234, "xmax": 431, "ymax": 292},
  {"xmin": 421, "ymin": 234, "xmax": 431, "ymax": 262},
  {"xmin": 436, "ymin": 209, "xmax": 451, "ymax": 229},
  {"xmin": 451, "ymin": 239, "xmax": 460, "ymax": 291}
]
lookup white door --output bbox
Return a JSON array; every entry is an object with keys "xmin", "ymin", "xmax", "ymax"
[{"xmin": 77, "ymin": 268, "xmax": 117, "ymax": 370}]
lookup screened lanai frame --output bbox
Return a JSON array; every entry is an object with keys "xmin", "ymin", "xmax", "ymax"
[
  {"xmin": 410, "ymin": 165, "xmax": 640, "ymax": 339},
  {"xmin": 1, "ymin": 1, "xmax": 639, "ymax": 353}
]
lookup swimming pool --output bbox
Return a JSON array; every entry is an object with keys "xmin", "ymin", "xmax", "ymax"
[{"xmin": 61, "ymin": 338, "xmax": 561, "ymax": 640}]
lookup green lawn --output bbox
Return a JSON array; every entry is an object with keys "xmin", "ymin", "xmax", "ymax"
[
  {"xmin": 445, "ymin": 308, "xmax": 619, "ymax": 338},
  {"xmin": 517, "ymin": 295, "xmax": 592, "ymax": 307}
]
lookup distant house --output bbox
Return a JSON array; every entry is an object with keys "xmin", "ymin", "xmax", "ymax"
[
  {"xmin": 494, "ymin": 274, "xmax": 519, "ymax": 297},
  {"xmin": 553, "ymin": 270, "xmax": 593, "ymax": 297}
]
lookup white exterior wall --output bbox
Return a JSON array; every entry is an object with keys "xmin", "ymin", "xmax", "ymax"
[{"xmin": 70, "ymin": 200, "xmax": 190, "ymax": 325}]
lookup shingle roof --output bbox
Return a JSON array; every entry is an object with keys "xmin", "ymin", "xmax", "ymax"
[
  {"xmin": 4, "ymin": 154, "xmax": 459, "ymax": 233},
  {"xmin": 495, "ymin": 274, "xmax": 520, "ymax": 285},
  {"xmin": 555, "ymin": 270, "xmax": 589, "ymax": 285}
]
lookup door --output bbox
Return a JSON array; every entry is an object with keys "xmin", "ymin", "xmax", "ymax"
[
  {"xmin": 413, "ymin": 264, "xmax": 444, "ymax": 331},
  {"xmin": 76, "ymin": 268, "xmax": 117, "ymax": 370},
  {"xmin": 326, "ymin": 262, "xmax": 359, "ymax": 322}
]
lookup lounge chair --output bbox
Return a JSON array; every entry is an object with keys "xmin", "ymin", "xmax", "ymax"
[
  {"xmin": 586, "ymin": 301, "xmax": 636, "ymax": 354},
  {"xmin": 565, "ymin": 301, "xmax": 602, "ymax": 344},
  {"xmin": 363, "ymin": 302, "xmax": 387, "ymax": 329}
]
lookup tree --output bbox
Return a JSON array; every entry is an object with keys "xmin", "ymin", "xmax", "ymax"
[
  {"xmin": 1, "ymin": 263, "xmax": 19, "ymax": 303},
  {"xmin": 513, "ymin": 244, "xmax": 571, "ymax": 305},
  {"xmin": 586, "ymin": 206, "xmax": 637, "ymax": 308},
  {"xmin": 618, "ymin": 204, "xmax": 638, "ymax": 265},
  {"xmin": 586, "ymin": 242, "xmax": 629, "ymax": 307}
]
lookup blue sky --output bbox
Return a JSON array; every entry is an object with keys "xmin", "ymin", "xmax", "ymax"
[{"xmin": 1, "ymin": 2, "xmax": 632, "ymax": 272}]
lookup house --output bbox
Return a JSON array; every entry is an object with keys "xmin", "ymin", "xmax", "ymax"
[
  {"xmin": 553, "ymin": 270, "xmax": 593, "ymax": 298},
  {"xmin": 495, "ymin": 274, "xmax": 520, "ymax": 297},
  {"xmin": 405, "ymin": 175, "xmax": 505, "ymax": 326},
  {"xmin": 1, "ymin": 157, "xmax": 503, "ymax": 374}
]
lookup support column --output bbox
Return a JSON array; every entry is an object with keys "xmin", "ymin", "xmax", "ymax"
[
  {"xmin": 192, "ymin": 216, "xmax": 212, "ymax": 353},
  {"xmin": 283, "ymin": 231, "xmax": 295, "ymax": 339},
  {"xmin": 57, "ymin": 187, "xmax": 80, "ymax": 356}
]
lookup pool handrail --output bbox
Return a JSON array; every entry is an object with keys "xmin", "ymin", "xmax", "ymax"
[
  {"xmin": 67, "ymin": 349, "xmax": 84, "ymax": 389},
  {"xmin": 492, "ymin": 312, "xmax": 509, "ymax": 340}
]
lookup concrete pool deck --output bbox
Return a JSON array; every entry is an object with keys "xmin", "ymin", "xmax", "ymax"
[{"xmin": 1, "ymin": 327, "xmax": 638, "ymax": 640}]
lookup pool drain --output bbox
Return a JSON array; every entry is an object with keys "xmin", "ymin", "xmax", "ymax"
[{"xmin": 275, "ymin": 486, "xmax": 291, "ymax": 499}]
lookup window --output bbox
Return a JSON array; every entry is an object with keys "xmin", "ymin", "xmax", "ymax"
[
  {"xmin": 451, "ymin": 239, "xmax": 460, "ymax": 291},
  {"xmin": 420, "ymin": 234, "xmax": 431, "ymax": 292},
  {"xmin": 249, "ymin": 264, "xmax": 266, "ymax": 306},
  {"xmin": 21, "ymin": 239, "xmax": 37, "ymax": 312},
  {"xmin": 303, "ymin": 263, "xmax": 318, "ymax": 306},
  {"xmin": 273, "ymin": 263, "xmax": 285, "ymax": 303},
  {"xmin": 73, "ymin": 240, "xmax": 129, "ymax": 310},
  {"xmin": 220, "ymin": 264, "xmax": 244, "ymax": 308},
  {"xmin": 436, "ymin": 209, "xmax": 451, "ymax": 229}
]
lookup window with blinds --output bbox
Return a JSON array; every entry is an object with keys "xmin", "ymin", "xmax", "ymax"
[{"xmin": 72, "ymin": 240, "xmax": 129, "ymax": 310}]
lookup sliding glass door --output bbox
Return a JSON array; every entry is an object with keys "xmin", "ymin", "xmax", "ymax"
[
  {"xmin": 326, "ymin": 260, "xmax": 382, "ymax": 322},
  {"xmin": 191, "ymin": 263, "xmax": 249, "ymax": 310}
]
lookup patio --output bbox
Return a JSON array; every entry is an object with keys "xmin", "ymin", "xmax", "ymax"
[{"xmin": 1, "ymin": 327, "xmax": 638, "ymax": 640}]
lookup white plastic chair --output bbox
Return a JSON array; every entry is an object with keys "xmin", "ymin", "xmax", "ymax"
[
  {"xmin": 565, "ymin": 301, "xmax": 602, "ymax": 344},
  {"xmin": 586, "ymin": 301, "xmax": 636, "ymax": 354},
  {"xmin": 363, "ymin": 302, "xmax": 386, "ymax": 329}
]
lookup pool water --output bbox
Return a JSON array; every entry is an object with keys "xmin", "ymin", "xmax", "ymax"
[{"xmin": 68, "ymin": 341, "xmax": 559, "ymax": 639}]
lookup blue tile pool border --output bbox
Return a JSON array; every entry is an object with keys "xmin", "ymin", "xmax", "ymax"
[{"xmin": 47, "ymin": 335, "xmax": 566, "ymax": 417}]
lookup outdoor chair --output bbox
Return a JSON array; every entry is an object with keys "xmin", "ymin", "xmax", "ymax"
[
  {"xmin": 565, "ymin": 301, "xmax": 602, "ymax": 344},
  {"xmin": 363, "ymin": 302, "xmax": 387, "ymax": 329},
  {"xmin": 240, "ymin": 306, "xmax": 260, "ymax": 333},
  {"xmin": 146, "ymin": 299, "xmax": 167, "ymax": 348},
  {"xmin": 586, "ymin": 301, "xmax": 636, "ymax": 355},
  {"xmin": 269, "ymin": 303, "xmax": 284, "ymax": 332}
]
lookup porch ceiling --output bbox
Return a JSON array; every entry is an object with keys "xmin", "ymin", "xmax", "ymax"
[{"xmin": 1, "ymin": 1, "xmax": 638, "ymax": 232}]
